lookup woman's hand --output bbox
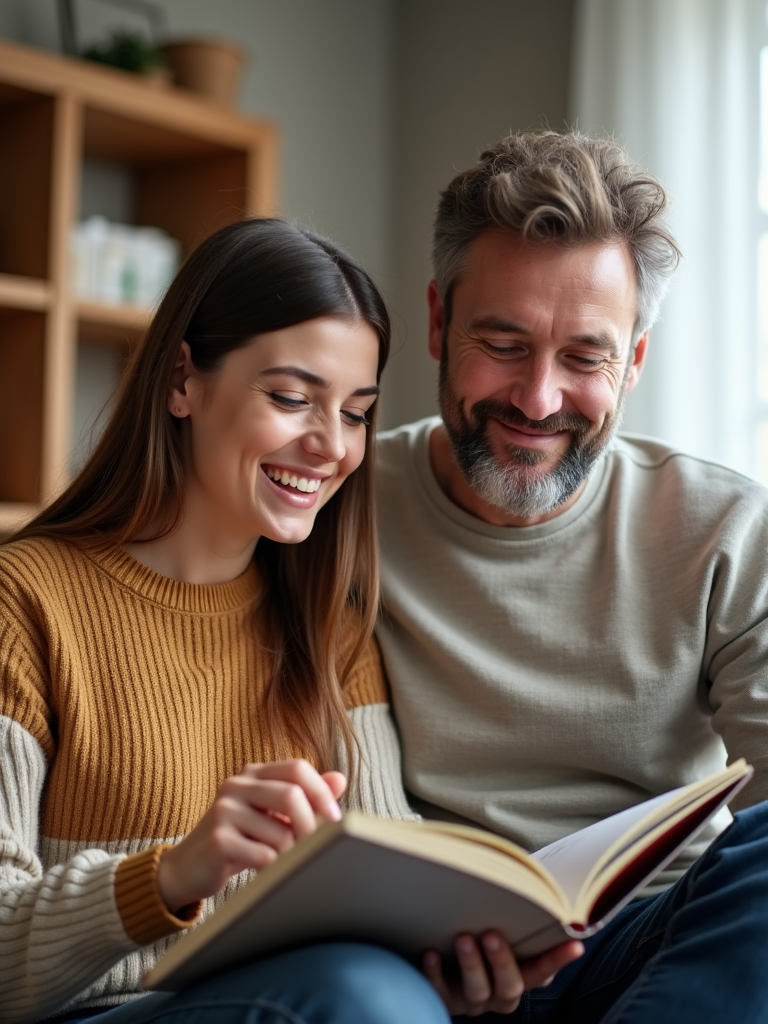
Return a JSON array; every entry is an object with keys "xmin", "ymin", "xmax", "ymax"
[
  {"xmin": 157, "ymin": 760, "xmax": 346, "ymax": 914},
  {"xmin": 423, "ymin": 932, "xmax": 584, "ymax": 1016}
]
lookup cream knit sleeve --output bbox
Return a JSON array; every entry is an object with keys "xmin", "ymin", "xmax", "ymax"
[
  {"xmin": 0, "ymin": 715, "xmax": 137, "ymax": 1024},
  {"xmin": 0, "ymin": 557, "xmax": 194, "ymax": 1023},
  {"xmin": 342, "ymin": 703, "xmax": 420, "ymax": 820}
]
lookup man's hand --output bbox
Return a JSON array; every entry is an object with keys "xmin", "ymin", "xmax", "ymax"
[
  {"xmin": 157, "ymin": 760, "xmax": 346, "ymax": 913},
  {"xmin": 423, "ymin": 931, "xmax": 584, "ymax": 1016}
]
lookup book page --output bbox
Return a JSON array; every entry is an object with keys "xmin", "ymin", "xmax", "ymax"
[{"xmin": 530, "ymin": 787, "xmax": 688, "ymax": 905}]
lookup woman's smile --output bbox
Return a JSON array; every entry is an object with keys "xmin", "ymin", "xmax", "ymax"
[{"xmin": 263, "ymin": 465, "xmax": 325, "ymax": 494}]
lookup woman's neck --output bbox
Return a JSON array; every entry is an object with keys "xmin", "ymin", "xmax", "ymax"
[{"xmin": 125, "ymin": 505, "xmax": 258, "ymax": 585}]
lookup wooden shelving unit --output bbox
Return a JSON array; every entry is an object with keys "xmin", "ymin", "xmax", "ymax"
[{"xmin": 0, "ymin": 39, "xmax": 278, "ymax": 532}]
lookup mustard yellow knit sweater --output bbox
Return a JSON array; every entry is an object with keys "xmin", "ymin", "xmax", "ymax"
[{"xmin": 0, "ymin": 537, "xmax": 413, "ymax": 1024}]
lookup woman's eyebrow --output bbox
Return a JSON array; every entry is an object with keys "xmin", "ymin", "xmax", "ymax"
[
  {"xmin": 260, "ymin": 366, "xmax": 380, "ymax": 397},
  {"xmin": 261, "ymin": 365, "xmax": 327, "ymax": 387}
]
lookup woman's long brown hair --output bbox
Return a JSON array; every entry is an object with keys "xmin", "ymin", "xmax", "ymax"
[{"xmin": 8, "ymin": 219, "xmax": 391, "ymax": 775}]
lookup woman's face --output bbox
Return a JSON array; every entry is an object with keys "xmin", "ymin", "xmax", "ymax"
[{"xmin": 171, "ymin": 317, "xmax": 381, "ymax": 548}]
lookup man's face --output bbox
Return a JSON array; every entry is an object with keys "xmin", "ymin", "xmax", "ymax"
[{"xmin": 428, "ymin": 231, "xmax": 648, "ymax": 526}]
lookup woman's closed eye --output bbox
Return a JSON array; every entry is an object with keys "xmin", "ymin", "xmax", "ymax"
[
  {"xmin": 271, "ymin": 391, "xmax": 370, "ymax": 427},
  {"xmin": 270, "ymin": 392, "xmax": 308, "ymax": 409},
  {"xmin": 341, "ymin": 409, "xmax": 370, "ymax": 427}
]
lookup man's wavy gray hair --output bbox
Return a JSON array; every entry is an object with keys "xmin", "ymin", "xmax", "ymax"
[{"xmin": 433, "ymin": 130, "xmax": 681, "ymax": 336}]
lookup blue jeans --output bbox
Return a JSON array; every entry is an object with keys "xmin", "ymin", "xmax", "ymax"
[
  {"xmin": 57, "ymin": 943, "xmax": 450, "ymax": 1024},
  {"xmin": 457, "ymin": 801, "xmax": 768, "ymax": 1023}
]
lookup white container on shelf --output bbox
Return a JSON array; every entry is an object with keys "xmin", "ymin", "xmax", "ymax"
[
  {"xmin": 70, "ymin": 217, "xmax": 180, "ymax": 308},
  {"xmin": 133, "ymin": 227, "xmax": 180, "ymax": 308}
]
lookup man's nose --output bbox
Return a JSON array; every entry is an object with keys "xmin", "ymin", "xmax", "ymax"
[
  {"xmin": 507, "ymin": 357, "xmax": 564, "ymax": 422},
  {"xmin": 303, "ymin": 416, "xmax": 346, "ymax": 463}
]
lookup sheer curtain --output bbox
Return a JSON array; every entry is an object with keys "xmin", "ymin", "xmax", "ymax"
[{"xmin": 570, "ymin": 0, "xmax": 765, "ymax": 477}]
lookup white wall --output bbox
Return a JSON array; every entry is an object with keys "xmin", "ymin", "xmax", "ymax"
[{"xmin": 383, "ymin": 0, "xmax": 574, "ymax": 426}]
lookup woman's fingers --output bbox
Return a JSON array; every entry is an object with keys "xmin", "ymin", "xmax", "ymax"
[
  {"xmin": 212, "ymin": 797, "xmax": 297, "ymax": 854},
  {"xmin": 321, "ymin": 770, "xmax": 348, "ymax": 802},
  {"xmin": 240, "ymin": 760, "xmax": 344, "ymax": 826},
  {"xmin": 199, "ymin": 819, "xmax": 284, "ymax": 878},
  {"xmin": 222, "ymin": 776, "xmax": 318, "ymax": 840}
]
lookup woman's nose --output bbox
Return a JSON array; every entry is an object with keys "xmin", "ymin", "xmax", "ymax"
[{"xmin": 303, "ymin": 418, "xmax": 346, "ymax": 463}]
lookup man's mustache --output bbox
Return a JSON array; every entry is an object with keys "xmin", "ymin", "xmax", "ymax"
[{"xmin": 469, "ymin": 398, "xmax": 593, "ymax": 437}]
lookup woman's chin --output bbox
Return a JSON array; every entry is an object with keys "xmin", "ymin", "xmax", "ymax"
[{"xmin": 259, "ymin": 519, "xmax": 316, "ymax": 546}]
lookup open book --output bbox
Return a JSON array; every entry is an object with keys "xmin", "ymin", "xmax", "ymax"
[{"xmin": 145, "ymin": 759, "xmax": 751, "ymax": 991}]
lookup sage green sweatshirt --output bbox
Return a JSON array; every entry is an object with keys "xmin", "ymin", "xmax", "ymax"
[{"xmin": 376, "ymin": 418, "xmax": 768, "ymax": 889}]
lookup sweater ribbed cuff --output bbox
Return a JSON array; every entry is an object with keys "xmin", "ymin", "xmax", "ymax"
[{"xmin": 115, "ymin": 845, "xmax": 202, "ymax": 945}]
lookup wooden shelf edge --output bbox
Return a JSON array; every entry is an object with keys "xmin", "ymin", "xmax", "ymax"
[
  {"xmin": 0, "ymin": 503, "xmax": 36, "ymax": 535},
  {"xmin": 77, "ymin": 300, "xmax": 152, "ymax": 346},
  {"xmin": 0, "ymin": 39, "xmax": 278, "ymax": 150},
  {"xmin": 77, "ymin": 300, "xmax": 152, "ymax": 328},
  {"xmin": 0, "ymin": 275, "xmax": 53, "ymax": 311}
]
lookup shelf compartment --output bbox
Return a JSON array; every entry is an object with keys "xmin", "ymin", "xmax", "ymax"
[
  {"xmin": 83, "ymin": 106, "xmax": 234, "ymax": 165},
  {"xmin": 81, "ymin": 107, "xmax": 261, "ymax": 256},
  {"xmin": 77, "ymin": 300, "xmax": 151, "ymax": 347},
  {"xmin": 0, "ymin": 310, "xmax": 45, "ymax": 502},
  {"xmin": 71, "ymin": 336, "xmax": 130, "ymax": 474},
  {"xmin": 135, "ymin": 151, "xmax": 251, "ymax": 255},
  {"xmin": 0, "ymin": 88, "xmax": 54, "ymax": 279}
]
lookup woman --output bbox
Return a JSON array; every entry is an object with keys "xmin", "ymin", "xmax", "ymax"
[{"xmin": 0, "ymin": 219, "xmax": 450, "ymax": 1024}]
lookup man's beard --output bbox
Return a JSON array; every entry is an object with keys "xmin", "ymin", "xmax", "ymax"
[{"xmin": 438, "ymin": 358, "xmax": 627, "ymax": 519}]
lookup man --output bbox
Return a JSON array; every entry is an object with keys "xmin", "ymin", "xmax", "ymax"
[{"xmin": 376, "ymin": 131, "xmax": 768, "ymax": 1021}]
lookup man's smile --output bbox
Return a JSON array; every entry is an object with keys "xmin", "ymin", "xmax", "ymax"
[{"xmin": 492, "ymin": 417, "xmax": 570, "ymax": 451}]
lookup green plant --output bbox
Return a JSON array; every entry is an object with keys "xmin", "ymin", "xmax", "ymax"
[{"xmin": 82, "ymin": 30, "xmax": 166, "ymax": 73}]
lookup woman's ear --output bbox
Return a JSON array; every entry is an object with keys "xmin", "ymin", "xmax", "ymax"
[{"xmin": 168, "ymin": 341, "xmax": 194, "ymax": 418}]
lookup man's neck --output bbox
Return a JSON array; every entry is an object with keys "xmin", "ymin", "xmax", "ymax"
[{"xmin": 427, "ymin": 422, "xmax": 586, "ymax": 528}]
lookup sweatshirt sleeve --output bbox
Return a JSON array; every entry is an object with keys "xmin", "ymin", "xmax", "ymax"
[
  {"xmin": 705, "ymin": 493, "xmax": 768, "ymax": 809},
  {"xmin": 0, "ymin": 572, "xmax": 197, "ymax": 1024}
]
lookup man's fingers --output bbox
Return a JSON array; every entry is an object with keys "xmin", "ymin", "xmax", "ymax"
[
  {"xmin": 519, "ymin": 940, "xmax": 585, "ymax": 991},
  {"xmin": 480, "ymin": 932, "xmax": 525, "ymax": 1010},
  {"xmin": 422, "ymin": 950, "xmax": 455, "ymax": 1009},
  {"xmin": 455, "ymin": 934, "xmax": 492, "ymax": 1008}
]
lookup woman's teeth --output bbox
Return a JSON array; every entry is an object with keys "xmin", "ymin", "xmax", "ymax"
[{"xmin": 265, "ymin": 467, "xmax": 321, "ymax": 493}]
